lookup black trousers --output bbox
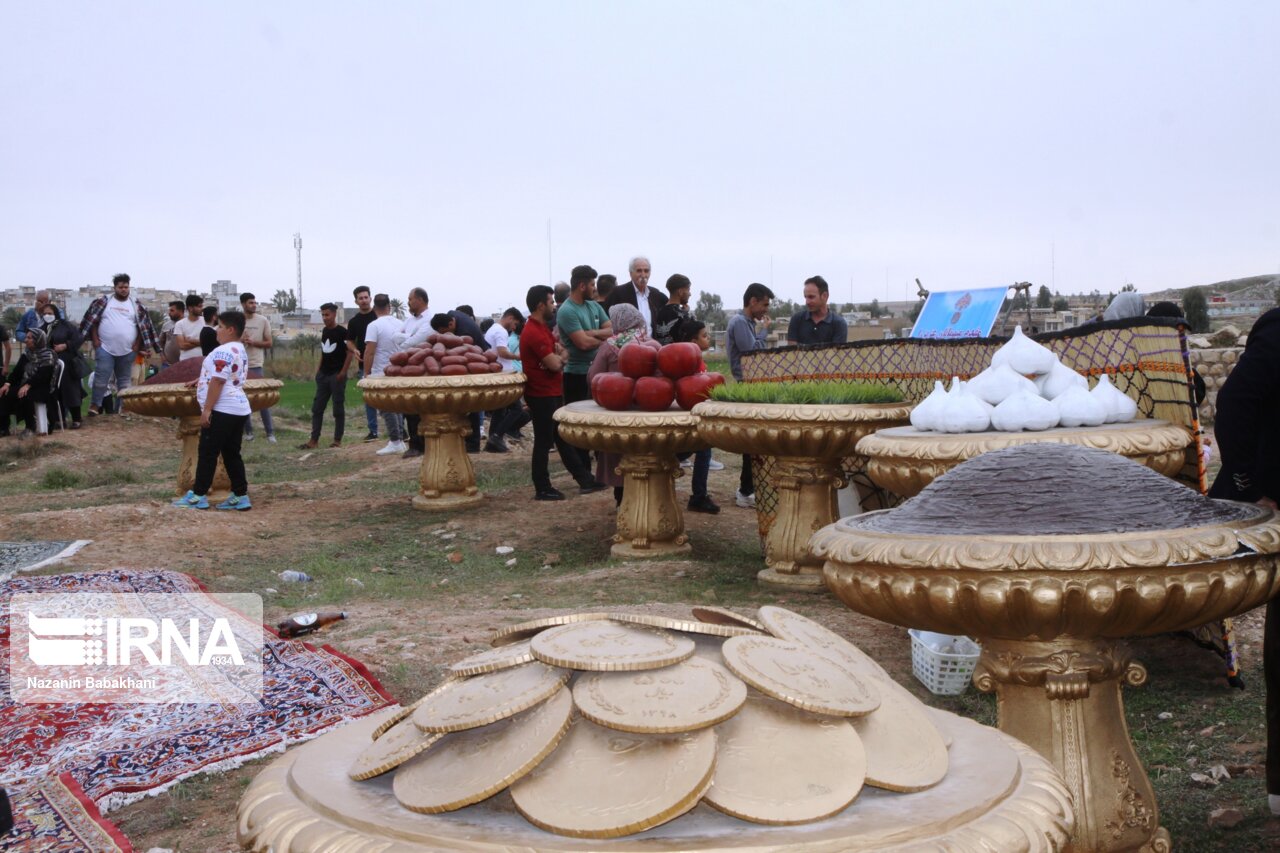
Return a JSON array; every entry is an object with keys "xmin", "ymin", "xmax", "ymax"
[
  {"xmin": 309, "ymin": 372, "xmax": 346, "ymax": 442},
  {"xmin": 1269, "ymin": 598, "xmax": 1280, "ymax": 795},
  {"xmin": 406, "ymin": 414, "xmax": 423, "ymax": 451},
  {"xmin": 740, "ymin": 454, "xmax": 754, "ymax": 495},
  {"xmin": 561, "ymin": 372, "xmax": 592, "ymax": 469},
  {"xmin": 528, "ymin": 394, "xmax": 591, "ymax": 493},
  {"xmin": 195, "ymin": 411, "xmax": 249, "ymax": 497}
]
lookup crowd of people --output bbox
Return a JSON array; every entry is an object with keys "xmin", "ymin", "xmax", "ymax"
[{"xmin": 0, "ymin": 260, "xmax": 861, "ymax": 512}]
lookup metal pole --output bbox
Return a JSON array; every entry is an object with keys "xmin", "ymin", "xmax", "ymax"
[{"xmin": 293, "ymin": 233, "xmax": 303, "ymax": 311}]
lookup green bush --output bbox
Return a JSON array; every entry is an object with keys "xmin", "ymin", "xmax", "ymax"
[{"xmin": 41, "ymin": 467, "xmax": 83, "ymax": 490}]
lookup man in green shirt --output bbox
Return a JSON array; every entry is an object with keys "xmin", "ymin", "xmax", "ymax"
[{"xmin": 555, "ymin": 264, "xmax": 611, "ymax": 468}]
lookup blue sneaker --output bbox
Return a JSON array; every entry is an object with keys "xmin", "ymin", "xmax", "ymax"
[
  {"xmin": 215, "ymin": 494, "xmax": 253, "ymax": 511},
  {"xmin": 173, "ymin": 490, "xmax": 209, "ymax": 509}
]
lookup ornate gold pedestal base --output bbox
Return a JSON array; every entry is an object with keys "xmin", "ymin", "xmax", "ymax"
[
  {"xmin": 975, "ymin": 637, "xmax": 1169, "ymax": 853},
  {"xmin": 178, "ymin": 415, "xmax": 231, "ymax": 502},
  {"xmin": 762, "ymin": 457, "xmax": 845, "ymax": 583},
  {"xmin": 612, "ymin": 454, "xmax": 690, "ymax": 558},
  {"xmin": 756, "ymin": 567, "xmax": 826, "ymax": 591},
  {"xmin": 414, "ymin": 413, "xmax": 482, "ymax": 511}
]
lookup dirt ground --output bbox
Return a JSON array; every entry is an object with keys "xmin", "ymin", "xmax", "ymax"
[{"xmin": 2, "ymin": 411, "xmax": 1272, "ymax": 852}]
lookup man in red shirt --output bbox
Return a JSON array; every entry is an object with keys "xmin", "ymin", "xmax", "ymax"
[{"xmin": 521, "ymin": 285, "xmax": 606, "ymax": 501}]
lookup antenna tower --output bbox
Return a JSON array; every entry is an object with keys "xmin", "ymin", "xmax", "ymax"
[{"xmin": 293, "ymin": 233, "xmax": 303, "ymax": 311}]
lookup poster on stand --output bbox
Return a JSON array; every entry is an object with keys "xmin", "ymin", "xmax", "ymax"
[{"xmin": 909, "ymin": 286, "xmax": 1009, "ymax": 339}]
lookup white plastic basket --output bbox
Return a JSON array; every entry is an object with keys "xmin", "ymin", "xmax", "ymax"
[{"xmin": 908, "ymin": 630, "xmax": 981, "ymax": 696}]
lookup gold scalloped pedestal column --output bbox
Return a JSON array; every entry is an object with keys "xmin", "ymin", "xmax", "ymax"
[
  {"xmin": 555, "ymin": 402, "xmax": 705, "ymax": 558},
  {"xmin": 359, "ymin": 374, "xmax": 526, "ymax": 511},
  {"xmin": 857, "ymin": 419, "xmax": 1191, "ymax": 499},
  {"xmin": 693, "ymin": 400, "xmax": 912, "ymax": 590},
  {"xmin": 120, "ymin": 379, "xmax": 282, "ymax": 502},
  {"xmin": 812, "ymin": 443, "xmax": 1280, "ymax": 853}
]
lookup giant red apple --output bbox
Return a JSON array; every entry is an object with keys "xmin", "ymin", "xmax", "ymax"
[
  {"xmin": 592, "ymin": 372, "xmax": 636, "ymax": 411},
  {"xmin": 618, "ymin": 345, "xmax": 658, "ymax": 379},
  {"xmin": 633, "ymin": 376, "xmax": 676, "ymax": 411},
  {"xmin": 656, "ymin": 343, "xmax": 702, "ymax": 379},
  {"xmin": 675, "ymin": 372, "xmax": 726, "ymax": 410}
]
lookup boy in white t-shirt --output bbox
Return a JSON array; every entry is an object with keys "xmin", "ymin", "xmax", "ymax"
[{"xmin": 174, "ymin": 311, "xmax": 254, "ymax": 510}]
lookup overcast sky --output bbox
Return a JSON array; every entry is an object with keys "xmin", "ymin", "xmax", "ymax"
[{"xmin": 4, "ymin": 1, "xmax": 1277, "ymax": 316}]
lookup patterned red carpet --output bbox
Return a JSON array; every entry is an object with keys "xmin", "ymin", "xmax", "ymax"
[{"xmin": 0, "ymin": 569, "xmax": 392, "ymax": 852}]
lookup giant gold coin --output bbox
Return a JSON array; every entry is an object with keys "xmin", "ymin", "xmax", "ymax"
[
  {"xmin": 510, "ymin": 716, "xmax": 716, "ymax": 838},
  {"xmin": 413, "ymin": 662, "xmax": 568, "ymax": 733},
  {"xmin": 573, "ymin": 656, "xmax": 747, "ymax": 733},
  {"xmin": 852, "ymin": 681, "xmax": 949, "ymax": 792},
  {"xmin": 757, "ymin": 607, "xmax": 907, "ymax": 686},
  {"xmin": 394, "ymin": 686, "xmax": 573, "ymax": 813},
  {"xmin": 721, "ymin": 635, "xmax": 880, "ymax": 717},
  {"xmin": 531, "ymin": 620, "xmax": 695, "ymax": 672},
  {"xmin": 608, "ymin": 611, "xmax": 760, "ymax": 638},
  {"xmin": 448, "ymin": 640, "xmax": 534, "ymax": 677},
  {"xmin": 371, "ymin": 678, "xmax": 459, "ymax": 741},
  {"xmin": 349, "ymin": 715, "xmax": 443, "ymax": 780},
  {"xmin": 489, "ymin": 612, "xmax": 612, "ymax": 647},
  {"xmin": 692, "ymin": 606, "xmax": 766, "ymax": 633},
  {"xmin": 704, "ymin": 693, "xmax": 866, "ymax": 824}
]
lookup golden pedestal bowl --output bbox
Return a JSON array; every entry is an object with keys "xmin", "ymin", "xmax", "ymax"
[
  {"xmin": 239, "ymin": 607, "xmax": 1073, "ymax": 851},
  {"xmin": 858, "ymin": 419, "xmax": 1191, "ymax": 499},
  {"xmin": 692, "ymin": 400, "xmax": 912, "ymax": 590},
  {"xmin": 555, "ymin": 402, "xmax": 705, "ymax": 558},
  {"xmin": 810, "ymin": 443, "xmax": 1280, "ymax": 853},
  {"xmin": 119, "ymin": 379, "xmax": 282, "ymax": 502},
  {"xmin": 359, "ymin": 373, "xmax": 526, "ymax": 511}
]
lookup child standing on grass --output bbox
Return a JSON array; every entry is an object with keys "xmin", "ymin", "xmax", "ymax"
[{"xmin": 174, "ymin": 311, "xmax": 253, "ymax": 511}]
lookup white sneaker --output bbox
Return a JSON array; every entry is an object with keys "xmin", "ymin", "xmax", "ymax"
[
  {"xmin": 267, "ymin": 434, "xmax": 277, "ymax": 444},
  {"xmin": 679, "ymin": 458, "xmax": 694, "ymax": 468},
  {"xmin": 735, "ymin": 490, "xmax": 756, "ymax": 509},
  {"xmin": 1270, "ymin": 794, "xmax": 1280, "ymax": 816},
  {"xmin": 708, "ymin": 457, "xmax": 725, "ymax": 470},
  {"xmin": 376, "ymin": 440, "xmax": 406, "ymax": 456}
]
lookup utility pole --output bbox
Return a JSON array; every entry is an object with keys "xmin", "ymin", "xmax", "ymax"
[{"xmin": 293, "ymin": 233, "xmax": 303, "ymax": 312}]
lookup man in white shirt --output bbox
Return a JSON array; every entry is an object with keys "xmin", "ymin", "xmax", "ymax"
[
  {"xmin": 79, "ymin": 273, "xmax": 160, "ymax": 415},
  {"xmin": 362, "ymin": 293, "xmax": 406, "ymax": 455},
  {"xmin": 394, "ymin": 287, "xmax": 432, "ymax": 458},
  {"xmin": 482, "ymin": 307, "xmax": 525, "ymax": 453},
  {"xmin": 173, "ymin": 295, "xmax": 206, "ymax": 361},
  {"xmin": 239, "ymin": 292, "xmax": 276, "ymax": 443}
]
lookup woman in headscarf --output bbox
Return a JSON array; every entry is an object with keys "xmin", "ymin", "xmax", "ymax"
[
  {"xmin": 40, "ymin": 304, "xmax": 86, "ymax": 428},
  {"xmin": 0, "ymin": 328, "xmax": 57, "ymax": 436},
  {"xmin": 1102, "ymin": 291, "xmax": 1148, "ymax": 322},
  {"xmin": 587, "ymin": 304, "xmax": 662, "ymax": 504}
]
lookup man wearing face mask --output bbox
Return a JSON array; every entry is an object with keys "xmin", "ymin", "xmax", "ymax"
[
  {"xmin": 79, "ymin": 273, "xmax": 159, "ymax": 416},
  {"xmin": 15, "ymin": 291, "xmax": 51, "ymax": 342}
]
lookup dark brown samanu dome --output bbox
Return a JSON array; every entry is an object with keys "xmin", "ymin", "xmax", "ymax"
[
  {"xmin": 854, "ymin": 444, "xmax": 1257, "ymax": 536},
  {"xmin": 143, "ymin": 358, "xmax": 202, "ymax": 385}
]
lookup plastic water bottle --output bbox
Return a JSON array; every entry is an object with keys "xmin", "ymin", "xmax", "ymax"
[{"xmin": 278, "ymin": 570, "xmax": 313, "ymax": 583}]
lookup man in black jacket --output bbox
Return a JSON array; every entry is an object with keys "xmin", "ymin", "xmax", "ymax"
[
  {"xmin": 605, "ymin": 256, "xmax": 667, "ymax": 336},
  {"xmin": 1208, "ymin": 306, "xmax": 1280, "ymax": 814}
]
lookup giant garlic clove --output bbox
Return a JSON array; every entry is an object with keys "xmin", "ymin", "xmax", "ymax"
[
  {"xmin": 1090, "ymin": 374, "xmax": 1138, "ymax": 423},
  {"xmin": 966, "ymin": 363, "xmax": 1039, "ymax": 406},
  {"xmin": 910, "ymin": 380, "xmax": 947, "ymax": 432},
  {"xmin": 1035, "ymin": 358, "xmax": 1089, "ymax": 400},
  {"xmin": 991, "ymin": 388, "xmax": 1061, "ymax": 432},
  {"xmin": 990, "ymin": 326, "xmax": 1056, "ymax": 376},
  {"xmin": 936, "ymin": 385, "xmax": 993, "ymax": 433},
  {"xmin": 1054, "ymin": 385, "xmax": 1107, "ymax": 428}
]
